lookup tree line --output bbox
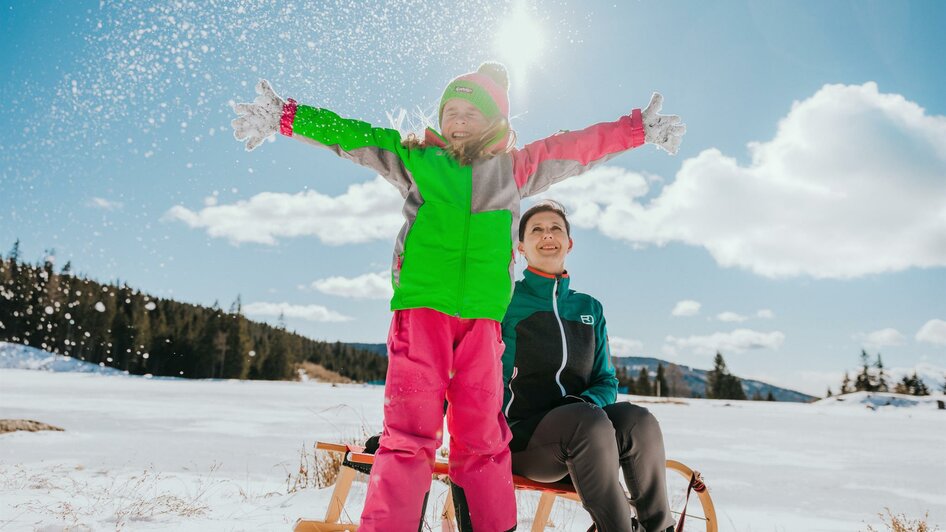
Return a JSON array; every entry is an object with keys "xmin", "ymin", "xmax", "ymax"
[
  {"xmin": 830, "ymin": 349, "xmax": 939, "ymax": 397},
  {"xmin": 615, "ymin": 352, "xmax": 764, "ymax": 400},
  {"xmin": 0, "ymin": 241, "xmax": 387, "ymax": 382}
]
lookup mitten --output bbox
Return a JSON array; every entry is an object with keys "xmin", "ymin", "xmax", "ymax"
[
  {"xmin": 642, "ymin": 92, "xmax": 686, "ymax": 155},
  {"xmin": 231, "ymin": 79, "xmax": 286, "ymax": 151}
]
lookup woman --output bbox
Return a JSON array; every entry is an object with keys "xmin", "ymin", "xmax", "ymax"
[{"xmin": 502, "ymin": 200, "xmax": 676, "ymax": 532}]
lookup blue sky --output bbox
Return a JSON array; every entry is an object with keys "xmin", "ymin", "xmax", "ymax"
[{"xmin": 2, "ymin": 0, "xmax": 944, "ymax": 396}]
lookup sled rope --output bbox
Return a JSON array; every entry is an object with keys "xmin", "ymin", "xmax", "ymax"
[{"xmin": 674, "ymin": 471, "xmax": 705, "ymax": 532}]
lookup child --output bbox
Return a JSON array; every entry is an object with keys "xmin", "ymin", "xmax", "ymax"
[{"xmin": 232, "ymin": 62, "xmax": 684, "ymax": 531}]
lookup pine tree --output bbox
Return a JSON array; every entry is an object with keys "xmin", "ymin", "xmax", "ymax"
[
  {"xmin": 130, "ymin": 298, "xmax": 152, "ymax": 374},
  {"xmin": 110, "ymin": 300, "xmax": 134, "ymax": 371},
  {"xmin": 261, "ymin": 327, "xmax": 292, "ymax": 381},
  {"xmin": 766, "ymin": 390, "xmax": 775, "ymax": 401},
  {"xmin": 8, "ymin": 239, "xmax": 20, "ymax": 262},
  {"xmin": 706, "ymin": 352, "xmax": 725, "ymax": 399},
  {"xmin": 874, "ymin": 354, "xmax": 888, "ymax": 392},
  {"xmin": 840, "ymin": 372, "xmax": 853, "ymax": 394},
  {"xmin": 222, "ymin": 313, "xmax": 249, "ymax": 379},
  {"xmin": 728, "ymin": 375, "xmax": 748, "ymax": 400},
  {"xmin": 615, "ymin": 365, "xmax": 634, "ymax": 394},
  {"xmin": 665, "ymin": 363, "xmax": 691, "ymax": 398},
  {"xmin": 854, "ymin": 350, "xmax": 873, "ymax": 392},
  {"xmin": 894, "ymin": 375, "xmax": 911, "ymax": 395},
  {"xmin": 655, "ymin": 363, "xmax": 668, "ymax": 398},
  {"xmin": 707, "ymin": 352, "xmax": 746, "ymax": 400},
  {"xmin": 194, "ymin": 311, "xmax": 222, "ymax": 378},
  {"xmin": 826, "ymin": 387, "xmax": 833, "ymax": 398},
  {"xmin": 706, "ymin": 352, "xmax": 732, "ymax": 399},
  {"xmin": 911, "ymin": 372, "xmax": 930, "ymax": 396},
  {"xmin": 229, "ymin": 295, "xmax": 242, "ymax": 315},
  {"xmin": 622, "ymin": 366, "xmax": 638, "ymax": 395},
  {"xmin": 635, "ymin": 367, "xmax": 652, "ymax": 396}
]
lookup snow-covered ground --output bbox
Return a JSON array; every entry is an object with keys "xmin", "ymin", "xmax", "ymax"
[{"xmin": 1, "ymin": 344, "xmax": 944, "ymax": 531}]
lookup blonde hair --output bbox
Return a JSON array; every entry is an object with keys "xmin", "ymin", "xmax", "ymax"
[{"xmin": 401, "ymin": 118, "xmax": 517, "ymax": 166}]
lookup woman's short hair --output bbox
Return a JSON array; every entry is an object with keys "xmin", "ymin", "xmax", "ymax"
[{"xmin": 518, "ymin": 200, "xmax": 570, "ymax": 242}]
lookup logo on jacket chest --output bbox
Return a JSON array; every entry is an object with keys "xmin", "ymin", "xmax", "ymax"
[{"xmin": 580, "ymin": 315, "xmax": 594, "ymax": 325}]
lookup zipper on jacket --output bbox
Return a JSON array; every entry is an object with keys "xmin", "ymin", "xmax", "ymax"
[
  {"xmin": 552, "ymin": 276, "xmax": 568, "ymax": 396},
  {"xmin": 504, "ymin": 366, "xmax": 518, "ymax": 417}
]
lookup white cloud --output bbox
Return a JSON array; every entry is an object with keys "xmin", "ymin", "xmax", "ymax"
[
  {"xmin": 609, "ymin": 336, "xmax": 645, "ymax": 357},
  {"xmin": 671, "ymin": 300, "xmax": 701, "ymax": 317},
  {"xmin": 756, "ymin": 309, "xmax": 775, "ymax": 319},
  {"xmin": 535, "ymin": 165, "xmax": 650, "ymax": 231},
  {"xmin": 546, "ymin": 83, "xmax": 946, "ymax": 279},
  {"xmin": 717, "ymin": 311, "xmax": 748, "ymax": 323},
  {"xmin": 311, "ymin": 271, "xmax": 393, "ymax": 300},
  {"xmin": 916, "ymin": 319, "xmax": 946, "ymax": 346},
  {"xmin": 165, "ymin": 175, "xmax": 403, "ymax": 245},
  {"xmin": 243, "ymin": 302, "xmax": 352, "ymax": 323},
  {"xmin": 854, "ymin": 328, "xmax": 906, "ymax": 349},
  {"xmin": 88, "ymin": 197, "xmax": 123, "ymax": 210},
  {"xmin": 793, "ymin": 370, "xmax": 849, "ymax": 397},
  {"xmin": 664, "ymin": 328, "xmax": 786, "ymax": 356},
  {"xmin": 886, "ymin": 362, "xmax": 946, "ymax": 391}
]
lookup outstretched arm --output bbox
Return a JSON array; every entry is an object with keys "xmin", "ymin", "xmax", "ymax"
[
  {"xmin": 231, "ymin": 80, "xmax": 414, "ymax": 193},
  {"xmin": 514, "ymin": 92, "xmax": 685, "ymax": 198}
]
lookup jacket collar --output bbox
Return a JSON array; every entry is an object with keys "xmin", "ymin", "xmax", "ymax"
[
  {"xmin": 523, "ymin": 266, "xmax": 570, "ymax": 298},
  {"xmin": 424, "ymin": 127, "xmax": 448, "ymax": 148}
]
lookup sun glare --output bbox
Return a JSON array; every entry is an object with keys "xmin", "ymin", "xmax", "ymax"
[{"xmin": 494, "ymin": 3, "xmax": 546, "ymax": 77}]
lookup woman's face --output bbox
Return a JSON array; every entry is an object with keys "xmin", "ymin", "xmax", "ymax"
[
  {"xmin": 518, "ymin": 211, "xmax": 572, "ymax": 275},
  {"xmin": 441, "ymin": 99, "xmax": 488, "ymax": 147}
]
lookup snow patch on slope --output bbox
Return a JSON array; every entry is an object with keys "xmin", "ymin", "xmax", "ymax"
[
  {"xmin": 0, "ymin": 341, "xmax": 128, "ymax": 375},
  {"xmin": 814, "ymin": 391, "xmax": 944, "ymax": 410}
]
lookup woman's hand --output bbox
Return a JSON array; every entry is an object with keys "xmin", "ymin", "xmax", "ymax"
[
  {"xmin": 642, "ymin": 92, "xmax": 686, "ymax": 155},
  {"xmin": 231, "ymin": 79, "xmax": 286, "ymax": 151}
]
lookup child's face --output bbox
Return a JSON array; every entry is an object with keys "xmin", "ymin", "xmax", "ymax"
[{"xmin": 441, "ymin": 99, "xmax": 489, "ymax": 146}]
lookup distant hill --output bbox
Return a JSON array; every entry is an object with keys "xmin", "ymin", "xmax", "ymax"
[
  {"xmin": 612, "ymin": 356, "xmax": 815, "ymax": 403},
  {"xmin": 1, "ymin": 252, "xmax": 387, "ymax": 383},
  {"xmin": 0, "ymin": 341, "xmax": 131, "ymax": 376},
  {"xmin": 344, "ymin": 344, "xmax": 815, "ymax": 402}
]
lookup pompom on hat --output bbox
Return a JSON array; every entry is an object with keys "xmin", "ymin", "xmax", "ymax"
[{"xmin": 438, "ymin": 62, "xmax": 511, "ymax": 149}]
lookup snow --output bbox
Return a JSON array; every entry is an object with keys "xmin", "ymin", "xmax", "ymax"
[
  {"xmin": 0, "ymin": 342, "xmax": 128, "ymax": 375},
  {"xmin": 1, "ymin": 343, "xmax": 944, "ymax": 531},
  {"xmin": 815, "ymin": 391, "xmax": 944, "ymax": 410}
]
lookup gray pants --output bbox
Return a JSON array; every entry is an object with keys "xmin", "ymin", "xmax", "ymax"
[{"xmin": 511, "ymin": 402, "xmax": 674, "ymax": 532}]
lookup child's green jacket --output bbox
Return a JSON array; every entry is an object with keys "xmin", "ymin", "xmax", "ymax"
[{"xmin": 281, "ymin": 101, "xmax": 644, "ymax": 321}]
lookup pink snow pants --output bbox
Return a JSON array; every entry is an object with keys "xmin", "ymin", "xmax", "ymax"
[{"xmin": 359, "ymin": 307, "xmax": 516, "ymax": 532}]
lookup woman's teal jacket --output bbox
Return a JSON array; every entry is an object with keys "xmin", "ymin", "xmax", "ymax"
[{"xmin": 501, "ymin": 267, "xmax": 619, "ymax": 449}]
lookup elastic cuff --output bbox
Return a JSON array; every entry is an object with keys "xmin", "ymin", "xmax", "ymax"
[
  {"xmin": 628, "ymin": 108, "xmax": 645, "ymax": 147},
  {"xmin": 280, "ymin": 98, "xmax": 298, "ymax": 137}
]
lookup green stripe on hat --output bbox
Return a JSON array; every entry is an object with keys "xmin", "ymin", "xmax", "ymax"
[{"xmin": 440, "ymin": 80, "xmax": 502, "ymax": 120}]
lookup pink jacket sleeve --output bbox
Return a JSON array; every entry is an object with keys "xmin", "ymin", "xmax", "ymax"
[{"xmin": 512, "ymin": 109, "xmax": 645, "ymax": 197}]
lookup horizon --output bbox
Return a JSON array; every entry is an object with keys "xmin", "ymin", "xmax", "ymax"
[{"xmin": 2, "ymin": 0, "xmax": 945, "ymax": 397}]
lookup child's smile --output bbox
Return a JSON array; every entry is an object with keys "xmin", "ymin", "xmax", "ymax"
[{"xmin": 441, "ymin": 99, "xmax": 488, "ymax": 146}]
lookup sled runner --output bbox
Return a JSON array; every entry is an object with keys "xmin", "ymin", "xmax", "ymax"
[{"xmin": 293, "ymin": 441, "xmax": 717, "ymax": 532}]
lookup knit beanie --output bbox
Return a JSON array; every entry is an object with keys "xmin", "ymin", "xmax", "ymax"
[{"xmin": 439, "ymin": 62, "xmax": 510, "ymax": 128}]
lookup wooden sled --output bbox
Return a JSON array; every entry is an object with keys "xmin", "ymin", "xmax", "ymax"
[{"xmin": 294, "ymin": 441, "xmax": 717, "ymax": 532}]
